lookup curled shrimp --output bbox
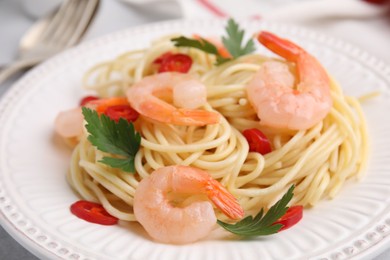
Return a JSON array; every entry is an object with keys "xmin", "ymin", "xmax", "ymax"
[
  {"xmin": 133, "ymin": 165, "xmax": 244, "ymax": 244},
  {"xmin": 246, "ymin": 31, "xmax": 332, "ymax": 130},
  {"xmin": 126, "ymin": 72, "xmax": 220, "ymax": 126}
]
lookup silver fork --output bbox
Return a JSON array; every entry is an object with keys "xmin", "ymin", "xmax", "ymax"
[{"xmin": 0, "ymin": 0, "xmax": 100, "ymax": 85}]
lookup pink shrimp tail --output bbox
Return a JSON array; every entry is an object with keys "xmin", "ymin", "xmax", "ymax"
[
  {"xmin": 258, "ymin": 31, "xmax": 302, "ymax": 63},
  {"xmin": 172, "ymin": 109, "xmax": 221, "ymax": 126},
  {"xmin": 206, "ymin": 179, "xmax": 244, "ymax": 220}
]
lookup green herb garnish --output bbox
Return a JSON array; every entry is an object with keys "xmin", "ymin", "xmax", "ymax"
[
  {"xmin": 172, "ymin": 36, "xmax": 219, "ymax": 56},
  {"xmin": 82, "ymin": 107, "xmax": 141, "ymax": 173},
  {"xmin": 172, "ymin": 18, "xmax": 256, "ymax": 65},
  {"xmin": 222, "ymin": 18, "xmax": 256, "ymax": 59},
  {"xmin": 217, "ymin": 185, "xmax": 295, "ymax": 236}
]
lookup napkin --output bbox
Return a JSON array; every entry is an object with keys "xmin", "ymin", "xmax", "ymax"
[
  {"xmin": 120, "ymin": 0, "xmax": 389, "ymax": 19},
  {"xmin": 180, "ymin": 0, "xmax": 389, "ymax": 19},
  {"xmin": 118, "ymin": 0, "xmax": 390, "ymax": 63}
]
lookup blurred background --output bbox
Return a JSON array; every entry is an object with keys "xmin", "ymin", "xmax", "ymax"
[
  {"xmin": 1, "ymin": 0, "xmax": 390, "ymax": 92},
  {"xmin": 0, "ymin": 0, "xmax": 389, "ymax": 259}
]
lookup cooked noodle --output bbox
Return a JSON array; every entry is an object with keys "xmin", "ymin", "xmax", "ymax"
[{"xmin": 67, "ymin": 36, "xmax": 369, "ymax": 221}]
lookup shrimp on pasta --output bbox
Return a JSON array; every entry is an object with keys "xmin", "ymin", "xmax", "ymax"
[
  {"xmin": 58, "ymin": 20, "xmax": 369, "ymax": 246},
  {"xmin": 126, "ymin": 72, "xmax": 220, "ymax": 126},
  {"xmin": 134, "ymin": 165, "xmax": 244, "ymax": 244},
  {"xmin": 246, "ymin": 31, "xmax": 332, "ymax": 130}
]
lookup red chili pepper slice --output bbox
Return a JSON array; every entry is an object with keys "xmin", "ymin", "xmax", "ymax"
[
  {"xmin": 70, "ymin": 200, "xmax": 118, "ymax": 226},
  {"xmin": 158, "ymin": 53, "xmax": 193, "ymax": 73},
  {"xmin": 104, "ymin": 105, "xmax": 139, "ymax": 122},
  {"xmin": 242, "ymin": 128, "xmax": 272, "ymax": 155},
  {"xmin": 273, "ymin": 205, "xmax": 303, "ymax": 231},
  {"xmin": 153, "ymin": 52, "xmax": 173, "ymax": 64},
  {"xmin": 80, "ymin": 95, "xmax": 99, "ymax": 106}
]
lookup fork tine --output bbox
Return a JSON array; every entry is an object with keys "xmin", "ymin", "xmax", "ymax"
[
  {"xmin": 39, "ymin": 0, "xmax": 76, "ymax": 43},
  {"xmin": 64, "ymin": 0, "xmax": 100, "ymax": 47},
  {"xmin": 43, "ymin": 0, "xmax": 99, "ymax": 50},
  {"xmin": 45, "ymin": 0, "xmax": 84, "ymax": 48},
  {"xmin": 52, "ymin": 0, "xmax": 88, "ymax": 47}
]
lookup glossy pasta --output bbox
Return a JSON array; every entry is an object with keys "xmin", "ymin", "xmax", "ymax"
[{"xmin": 66, "ymin": 35, "xmax": 369, "ymax": 221}]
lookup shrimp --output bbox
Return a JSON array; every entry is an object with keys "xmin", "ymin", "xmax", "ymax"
[
  {"xmin": 246, "ymin": 31, "xmax": 332, "ymax": 130},
  {"xmin": 54, "ymin": 107, "xmax": 84, "ymax": 139},
  {"xmin": 126, "ymin": 72, "xmax": 220, "ymax": 126},
  {"xmin": 133, "ymin": 165, "xmax": 244, "ymax": 244},
  {"xmin": 54, "ymin": 97, "xmax": 130, "ymax": 139}
]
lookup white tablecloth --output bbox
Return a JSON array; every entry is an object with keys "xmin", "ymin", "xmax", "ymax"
[{"xmin": 0, "ymin": 0, "xmax": 389, "ymax": 259}]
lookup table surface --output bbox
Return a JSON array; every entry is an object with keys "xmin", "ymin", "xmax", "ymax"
[{"xmin": 1, "ymin": 0, "xmax": 390, "ymax": 259}]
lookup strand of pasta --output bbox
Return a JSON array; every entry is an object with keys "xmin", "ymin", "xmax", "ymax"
[{"xmin": 67, "ymin": 143, "xmax": 97, "ymax": 202}]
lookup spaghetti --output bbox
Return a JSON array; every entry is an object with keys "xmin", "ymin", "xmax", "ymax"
[{"xmin": 65, "ymin": 32, "xmax": 368, "ymax": 224}]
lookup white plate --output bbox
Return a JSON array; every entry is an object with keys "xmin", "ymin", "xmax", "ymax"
[{"xmin": 1, "ymin": 19, "xmax": 390, "ymax": 260}]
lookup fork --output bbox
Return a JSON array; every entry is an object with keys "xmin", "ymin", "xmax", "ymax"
[{"xmin": 0, "ymin": 0, "xmax": 100, "ymax": 85}]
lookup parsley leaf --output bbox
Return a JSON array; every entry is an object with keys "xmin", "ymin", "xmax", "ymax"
[
  {"xmin": 82, "ymin": 107, "xmax": 141, "ymax": 173},
  {"xmin": 217, "ymin": 185, "xmax": 295, "ymax": 236},
  {"xmin": 172, "ymin": 36, "xmax": 231, "ymax": 65},
  {"xmin": 172, "ymin": 36, "xmax": 219, "ymax": 56},
  {"xmin": 171, "ymin": 18, "xmax": 256, "ymax": 65},
  {"xmin": 222, "ymin": 18, "xmax": 256, "ymax": 58}
]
